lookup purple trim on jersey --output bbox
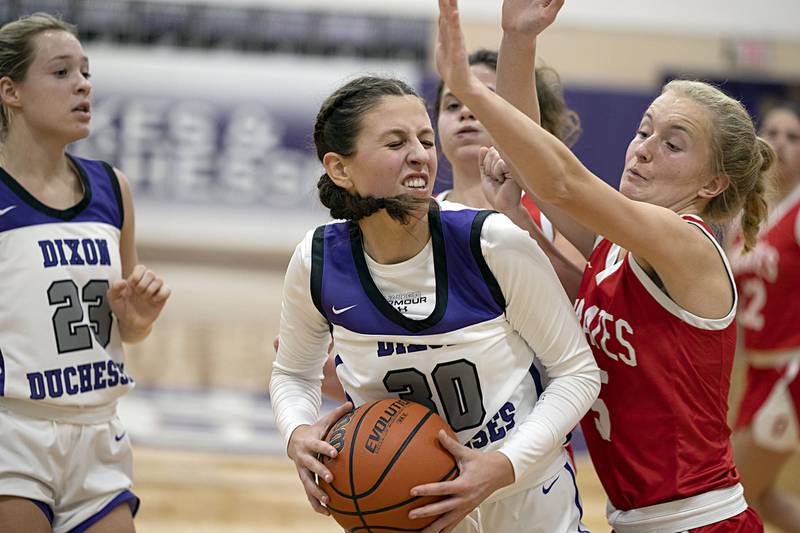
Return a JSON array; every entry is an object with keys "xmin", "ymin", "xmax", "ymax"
[
  {"xmin": 0, "ymin": 154, "xmax": 123, "ymax": 233},
  {"xmin": 314, "ymin": 207, "xmax": 504, "ymax": 335},
  {"xmin": 29, "ymin": 498, "xmax": 54, "ymax": 525},
  {"xmin": 68, "ymin": 490, "xmax": 139, "ymax": 533},
  {"xmin": 564, "ymin": 461, "xmax": 590, "ymax": 533},
  {"xmin": 0, "ymin": 348, "xmax": 4, "ymax": 396},
  {"xmin": 529, "ymin": 362, "xmax": 544, "ymax": 398}
]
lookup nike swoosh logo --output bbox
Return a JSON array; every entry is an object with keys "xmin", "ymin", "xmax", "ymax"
[
  {"xmin": 332, "ymin": 304, "xmax": 357, "ymax": 315},
  {"xmin": 542, "ymin": 476, "xmax": 559, "ymax": 494},
  {"xmin": 114, "ymin": 432, "xmax": 127, "ymax": 442},
  {"xmin": 0, "ymin": 205, "xmax": 17, "ymax": 216}
]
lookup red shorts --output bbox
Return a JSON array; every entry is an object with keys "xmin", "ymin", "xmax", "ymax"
[
  {"xmin": 735, "ymin": 361, "xmax": 800, "ymax": 451},
  {"xmin": 688, "ymin": 508, "xmax": 763, "ymax": 532},
  {"xmin": 611, "ymin": 508, "xmax": 763, "ymax": 533}
]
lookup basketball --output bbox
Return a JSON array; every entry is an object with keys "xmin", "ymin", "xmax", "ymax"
[{"xmin": 320, "ymin": 399, "xmax": 459, "ymax": 532}]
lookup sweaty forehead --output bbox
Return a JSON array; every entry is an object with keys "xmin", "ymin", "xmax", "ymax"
[{"xmin": 646, "ymin": 92, "xmax": 710, "ymax": 136}]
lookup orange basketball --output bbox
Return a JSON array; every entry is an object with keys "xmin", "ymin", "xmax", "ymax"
[{"xmin": 320, "ymin": 399, "xmax": 459, "ymax": 532}]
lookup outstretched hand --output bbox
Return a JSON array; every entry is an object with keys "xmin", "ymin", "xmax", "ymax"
[
  {"xmin": 435, "ymin": 0, "xmax": 478, "ymax": 100},
  {"xmin": 409, "ymin": 430, "xmax": 515, "ymax": 533},
  {"xmin": 502, "ymin": 0, "xmax": 565, "ymax": 36},
  {"xmin": 107, "ymin": 264, "xmax": 170, "ymax": 341}
]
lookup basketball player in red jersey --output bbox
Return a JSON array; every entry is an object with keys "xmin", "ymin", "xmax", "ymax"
[
  {"xmin": 435, "ymin": 0, "xmax": 770, "ymax": 530},
  {"xmin": 731, "ymin": 100, "xmax": 800, "ymax": 531}
]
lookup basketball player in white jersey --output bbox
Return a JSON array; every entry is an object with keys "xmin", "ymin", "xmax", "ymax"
[
  {"xmin": 436, "ymin": 0, "xmax": 768, "ymax": 530},
  {"xmin": 269, "ymin": 75, "xmax": 600, "ymax": 532},
  {"xmin": 0, "ymin": 13, "xmax": 170, "ymax": 533}
]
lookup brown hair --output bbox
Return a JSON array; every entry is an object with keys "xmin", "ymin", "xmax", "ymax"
[
  {"xmin": 0, "ymin": 13, "xmax": 78, "ymax": 140},
  {"xmin": 314, "ymin": 76, "xmax": 429, "ymax": 223},
  {"xmin": 433, "ymin": 48, "xmax": 581, "ymax": 146},
  {"xmin": 663, "ymin": 80, "xmax": 773, "ymax": 251}
]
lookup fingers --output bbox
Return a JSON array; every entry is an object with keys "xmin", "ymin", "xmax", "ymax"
[
  {"xmin": 127, "ymin": 264, "xmax": 170, "ymax": 301},
  {"xmin": 320, "ymin": 401, "xmax": 353, "ymax": 430},
  {"xmin": 106, "ymin": 279, "xmax": 129, "ymax": 300},
  {"xmin": 297, "ymin": 466, "xmax": 331, "ymax": 515},
  {"xmin": 421, "ymin": 511, "xmax": 469, "ymax": 533}
]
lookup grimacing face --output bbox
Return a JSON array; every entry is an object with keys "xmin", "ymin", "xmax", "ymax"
[
  {"xmin": 5, "ymin": 30, "xmax": 92, "ymax": 144},
  {"xmin": 339, "ymin": 95, "xmax": 437, "ymax": 203},
  {"xmin": 619, "ymin": 91, "xmax": 718, "ymax": 212}
]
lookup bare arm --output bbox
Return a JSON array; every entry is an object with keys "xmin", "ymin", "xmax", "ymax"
[
  {"xmin": 495, "ymin": 0, "xmax": 596, "ymax": 257},
  {"xmin": 110, "ymin": 169, "xmax": 170, "ymax": 343},
  {"xmin": 436, "ymin": 0, "xmax": 734, "ymax": 318}
]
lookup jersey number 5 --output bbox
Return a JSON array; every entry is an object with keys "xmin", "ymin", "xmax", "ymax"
[
  {"xmin": 48, "ymin": 279, "xmax": 112, "ymax": 353},
  {"xmin": 383, "ymin": 359, "xmax": 486, "ymax": 433},
  {"xmin": 590, "ymin": 369, "xmax": 611, "ymax": 441}
]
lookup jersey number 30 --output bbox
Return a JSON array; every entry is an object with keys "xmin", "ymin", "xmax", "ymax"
[{"xmin": 383, "ymin": 359, "xmax": 486, "ymax": 433}]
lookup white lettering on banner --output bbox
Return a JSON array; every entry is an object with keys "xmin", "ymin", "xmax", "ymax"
[{"xmin": 72, "ymin": 97, "xmax": 320, "ymax": 207}]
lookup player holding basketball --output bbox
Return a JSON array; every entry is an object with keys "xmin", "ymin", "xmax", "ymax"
[
  {"xmin": 435, "ymin": 0, "xmax": 769, "ymax": 530},
  {"xmin": 269, "ymin": 75, "xmax": 600, "ymax": 532},
  {"xmin": 308, "ymin": 49, "xmax": 586, "ymax": 406},
  {"xmin": 730, "ymin": 100, "xmax": 800, "ymax": 531},
  {"xmin": 0, "ymin": 13, "xmax": 170, "ymax": 533}
]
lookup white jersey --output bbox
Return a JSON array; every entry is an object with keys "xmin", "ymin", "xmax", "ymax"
[
  {"xmin": 270, "ymin": 205, "xmax": 599, "ymax": 490},
  {"xmin": 0, "ymin": 155, "xmax": 130, "ymax": 415}
]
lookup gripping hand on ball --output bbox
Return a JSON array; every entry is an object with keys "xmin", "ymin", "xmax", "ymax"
[
  {"xmin": 408, "ymin": 430, "xmax": 516, "ymax": 533},
  {"xmin": 287, "ymin": 401, "xmax": 353, "ymax": 515}
]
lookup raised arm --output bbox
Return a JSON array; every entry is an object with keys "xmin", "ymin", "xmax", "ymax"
[
  {"xmin": 436, "ymin": 0, "xmax": 736, "ymax": 319},
  {"xmin": 495, "ymin": 0, "xmax": 596, "ymax": 257}
]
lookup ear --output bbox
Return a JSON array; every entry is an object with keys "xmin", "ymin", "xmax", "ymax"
[
  {"xmin": 698, "ymin": 174, "xmax": 730, "ymax": 199},
  {"xmin": 0, "ymin": 76, "xmax": 21, "ymax": 109},
  {"xmin": 322, "ymin": 152, "xmax": 355, "ymax": 191}
]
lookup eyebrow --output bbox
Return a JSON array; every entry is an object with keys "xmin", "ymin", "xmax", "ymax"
[
  {"xmin": 643, "ymin": 111, "xmax": 695, "ymax": 136},
  {"xmin": 379, "ymin": 127, "xmax": 435, "ymax": 138},
  {"xmin": 47, "ymin": 54, "xmax": 89, "ymax": 64}
]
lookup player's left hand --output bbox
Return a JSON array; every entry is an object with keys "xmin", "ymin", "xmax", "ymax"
[
  {"xmin": 409, "ymin": 430, "xmax": 515, "ymax": 533},
  {"xmin": 107, "ymin": 264, "xmax": 171, "ymax": 340}
]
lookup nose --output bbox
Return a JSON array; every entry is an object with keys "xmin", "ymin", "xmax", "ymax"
[
  {"xmin": 407, "ymin": 139, "xmax": 431, "ymax": 166},
  {"xmin": 76, "ymin": 74, "xmax": 92, "ymax": 96},
  {"xmin": 633, "ymin": 136, "xmax": 654, "ymax": 162},
  {"xmin": 459, "ymin": 104, "xmax": 475, "ymax": 121}
]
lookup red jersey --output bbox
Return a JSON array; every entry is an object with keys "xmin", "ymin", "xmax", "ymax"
[
  {"xmin": 521, "ymin": 192, "xmax": 555, "ymax": 241},
  {"xmin": 732, "ymin": 185, "xmax": 800, "ymax": 352},
  {"xmin": 575, "ymin": 215, "xmax": 739, "ymax": 510}
]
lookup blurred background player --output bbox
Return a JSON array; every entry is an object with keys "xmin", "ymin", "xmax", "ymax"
[
  {"xmin": 436, "ymin": 0, "xmax": 770, "ymax": 529},
  {"xmin": 269, "ymin": 75, "xmax": 599, "ymax": 532},
  {"xmin": 731, "ymin": 100, "xmax": 800, "ymax": 532},
  {"xmin": 0, "ymin": 13, "xmax": 170, "ymax": 533}
]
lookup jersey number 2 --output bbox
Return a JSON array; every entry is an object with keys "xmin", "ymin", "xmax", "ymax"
[
  {"xmin": 383, "ymin": 359, "xmax": 486, "ymax": 432},
  {"xmin": 48, "ymin": 279, "xmax": 112, "ymax": 353}
]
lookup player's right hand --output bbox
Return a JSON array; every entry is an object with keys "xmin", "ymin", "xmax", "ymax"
[
  {"xmin": 480, "ymin": 146, "xmax": 523, "ymax": 216},
  {"xmin": 287, "ymin": 402, "xmax": 353, "ymax": 515}
]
